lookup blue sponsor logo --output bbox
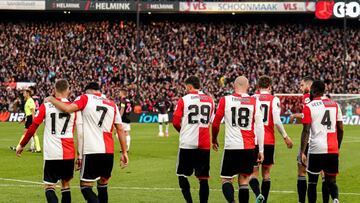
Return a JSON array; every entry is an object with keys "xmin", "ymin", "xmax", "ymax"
[{"xmin": 139, "ymin": 113, "xmax": 158, "ymax": 123}]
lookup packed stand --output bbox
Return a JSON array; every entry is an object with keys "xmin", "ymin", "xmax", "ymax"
[{"xmin": 0, "ymin": 20, "xmax": 359, "ymax": 113}]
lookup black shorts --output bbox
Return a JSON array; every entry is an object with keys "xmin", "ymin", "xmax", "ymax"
[
  {"xmin": 25, "ymin": 115, "xmax": 32, "ymax": 129},
  {"xmin": 307, "ymin": 153, "xmax": 339, "ymax": 176},
  {"xmin": 297, "ymin": 144, "xmax": 309, "ymax": 165},
  {"xmin": 176, "ymin": 149, "xmax": 210, "ymax": 179},
  {"xmin": 263, "ymin": 145, "xmax": 275, "ymax": 167},
  {"xmin": 221, "ymin": 149, "xmax": 255, "ymax": 178},
  {"xmin": 43, "ymin": 159, "xmax": 74, "ymax": 184},
  {"xmin": 80, "ymin": 154, "xmax": 114, "ymax": 182}
]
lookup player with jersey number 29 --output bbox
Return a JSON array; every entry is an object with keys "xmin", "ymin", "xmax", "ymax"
[
  {"xmin": 173, "ymin": 76, "xmax": 215, "ymax": 203},
  {"xmin": 300, "ymin": 80, "xmax": 344, "ymax": 203},
  {"xmin": 16, "ymin": 79, "xmax": 82, "ymax": 203},
  {"xmin": 212, "ymin": 76, "xmax": 264, "ymax": 203},
  {"xmin": 46, "ymin": 82, "xmax": 129, "ymax": 203}
]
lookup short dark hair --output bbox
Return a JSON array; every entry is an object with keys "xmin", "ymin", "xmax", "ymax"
[
  {"xmin": 302, "ymin": 76, "xmax": 314, "ymax": 83},
  {"xmin": 24, "ymin": 89, "xmax": 32, "ymax": 96},
  {"xmin": 55, "ymin": 79, "xmax": 69, "ymax": 93},
  {"xmin": 185, "ymin": 76, "xmax": 201, "ymax": 89},
  {"xmin": 311, "ymin": 80, "xmax": 325, "ymax": 96},
  {"xmin": 257, "ymin": 76, "xmax": 272, "ymax": 89},
  {"xmin": 84, "ymin": 82, "xmax": 100, "ymax": 91}
]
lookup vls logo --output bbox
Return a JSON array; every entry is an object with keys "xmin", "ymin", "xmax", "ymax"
[{"xmin": 333, "ymin": 1, "xmax": 360, "ymax": 18}]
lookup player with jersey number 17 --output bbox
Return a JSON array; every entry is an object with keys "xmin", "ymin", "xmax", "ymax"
[
  {"xmin": 46, "ymin": 82, "xmax": 129, "ymax": 203},
  {"xmin": 212, "ymin": 76, "xmax": 264, "ymax": 203},
  {"xmin": 173, "ymin": 76, "xmax": 215, "ymax": 203},
  {"xmin": 16, "ymin": 79, "xmax": 82, "ymax": 203},
  {"xmin": 300, "ymin": 80, "xmax": 344, "ymax": 203}
]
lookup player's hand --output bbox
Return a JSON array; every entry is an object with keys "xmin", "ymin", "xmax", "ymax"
[
  {"xmin": 257, "ymin": 152, "xmax": 264, "ymax": 164},
  {"xmin": 15, "ymin": 145, "xmax": 24, "ymax": 157},
  {"xmin": 75, "ymin": 159, "xmax": 82, "ymax": 171},
  {"xmin": 284, "ymin": 136, "xmax": 293, "ymax": 149},
  {"xmin": 212, "ymin": 140, "xmax": 219, "ymax": 152},
  {"xmin": 301, "ymin": 152, "xmax": 307, "ymax": 167},
  {"xmin": 120, "ymin": 153, "xmax": 129, "ymax": 169},
  {"xmin": 289, "ymin": 114, "xmax": 296, "ymax": 123},
  {"xmin": 44, "ymin": 96, "xmax": 54, "ymax": 103}
]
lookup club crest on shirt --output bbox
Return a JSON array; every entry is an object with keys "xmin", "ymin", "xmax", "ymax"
[{"xmin": 304, "ymin": 98, "xmax": 310, "ymax": 104}]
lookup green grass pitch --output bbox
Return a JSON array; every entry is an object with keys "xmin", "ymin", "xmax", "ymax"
[{"xmin": 0, "ymin": 123, "xmax": 359, "ymax": 203}]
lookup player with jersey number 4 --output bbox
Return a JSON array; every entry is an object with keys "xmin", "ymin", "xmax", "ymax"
[
  {"xmin": 45, "ymin": 82, "xmax": 129, "ymax": 203},
  {"xmin": 212, "ymin": 76, "xmax": 265, "ymax": 203},
  {"xmin": 16, "ymin": 79, "xmax": 83, "ymax": 203},
  {"xmin": 300, "ymin": 80, "xmax": 344, "ymax": 203},
  {"xmin": 173, "ymin": 76, "xmax": 215, "ymax": 203}
]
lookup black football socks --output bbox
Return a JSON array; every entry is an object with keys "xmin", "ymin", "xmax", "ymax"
[
  {"xmin": 199, "ymin": 179, "xmax": 209, "ymax": 203},
  {"xmin": 61, "ymin": 188, "xmax": 71, "ymax": 203},
  {"xmin": 238, "ymin": 184, "xmax": 249, "ymax": 203},
  {"xmin": 297, "ymin": 176, "xmax": 307, "ymax": 203},
  {"xmin": 45, "ymin": 188, "xmax": 58, "ymax": 203},
  {"xmin": 97, "ymin": 183, "xmax": 108, "ymax": 203},
  {"xmin": 81, "ymin": 186, "xmax": 99, "ymax": 203},
  {"xmin": 178, "ymin": 176, "xmax": 193, "ymax": 203},
  {"xmin": 261, "ymin": 178, "xmax": 271, "ymax": 203}
]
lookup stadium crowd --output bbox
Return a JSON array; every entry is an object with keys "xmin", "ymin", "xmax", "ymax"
[{"xmin": 0, "ymin": 19, "xmax": 359, "ymax": 113}]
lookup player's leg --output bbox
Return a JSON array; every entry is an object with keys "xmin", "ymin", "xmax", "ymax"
[
  {"xmin": 222, "ymin": 178, "xmax": 235, "ymax": 203},
  {"xmin": 260, "ymin": 145, "xmax": 274, "ymax": 203},
  {"xmin": 249, "ymin": 166, "xmax": 261, "ymax": 198},
  {"xmin": 45, "ymin": 184, "xmax": 58, "ymax": 203},
  {"xmin": 307, "ymin": 153, "xmax": 322, "ymax": 203},
  {"xmin": 321, "ymin": 171, "xmax": 330, "ymax": 203},
  {"xmin": 34, "ymin": 133, "xmax": 41, "ymax": 152},
  {"xmin": 297, "ymin": 149, "xmax": 307, "ymax": 203},
  {"xmin": 195, "ymin": 149, "xmax": 210, "ymax": 203},
  {"xmin": 80, "ymin": 154, "xmax": 99, "ymax": 203},
  {"xmin": 261, "ymin": 166, "xmax": 272, "ymax": 203},
  {"xmin": 164, "ymin": 114, "xmax": 169, "ymax": 137},
  {"xmin": 158, "ymin": 114, "xmax": 164, "ymax": 136},
  {"xmin": 123, "ymin": 124, "xmax": 131, "ymax": 152},
  {"xmin": 324, "ymin": 154, "xmax": 340, "ymax": 202},
  {"xmin": 97, "ymin": 177, "xmax": 109, "ymax": 203},
  {"xmin": 238, "ymin": 175, "xmax": 250, "ymax": 203},
  {"xmin": 43, "ymin": 160, "xmax": 59, "ymax": 203},
  {"xmin": 59, "ymin": 159, "xmax": 74, "ymax": 203},
  {"xmin": 97, "ymin": 154, "xmax": 114, "ymax": 203},
  {"xmin": 307, "ymin": 173, "xmax": 319, "ymax": 203},
  {"xmin": 61, "ymin": 179, "xmax": 71, "ymax": 203},
  {"xmin": 177, "ymin": 149, "xmax": 194, "ymax": 203},
  {"xmin": 30, "ymin": 136, "xmax": 35, "ymax": 152}
]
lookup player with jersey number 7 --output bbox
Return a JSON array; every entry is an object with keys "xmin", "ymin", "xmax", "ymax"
[
  {"xmin": 16, "ymin": 79, "xmax": 82, "ymax": 203},
  {"xmin": 45, "ymin": 82, "xmax": 129, "ymax": 203}
]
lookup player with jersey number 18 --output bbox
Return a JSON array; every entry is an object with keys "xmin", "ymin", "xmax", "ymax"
[
  {"xmin": 300, "ymin": 80, "xmax": 344, "ymax": 203},
  {"xmin": 46, "ymin": 82, "xmax": 129, "ymax": 203},
  {"xmin": 212, "ymin": 76, "xmax": 264, "ymax": 203},
  {"xmin": 173, "ymin": 76, "xmax": 215, "ymax": 203},
  {"xmin": 16, "ymin": 79, "xmax": 82, "ymax": 203}
]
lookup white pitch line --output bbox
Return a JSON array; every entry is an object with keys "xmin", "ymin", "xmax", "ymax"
[{"xmin": 1, "ymin": 178, "xmax": 360, "ymax": 196}]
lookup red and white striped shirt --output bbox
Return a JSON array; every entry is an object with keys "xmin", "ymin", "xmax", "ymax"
[
  {"xmin": 212, "ymin": 93, "xmax": 264, "ymax": 151},
  {"xmin": 33, "ymin": 98, "xmax": 81, "ymax": 160},
  {"xmin": 253, "ymin": 91, "xmax": 282, "ymax": 145},
  {"xmin": 302, "ymin": 97, "xmax": 343, "ymax": 154},
  {"xmin": 173, "ymin": 91, "xmax": 214, "ymax": 149},
  {"xmin": 74, "ymin": 93, "xmax": 122, "ymax": 155}
]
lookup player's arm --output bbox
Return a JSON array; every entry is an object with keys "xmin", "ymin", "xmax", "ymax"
[
  {"xmin": 75, "ymin": 111, "xmax": 84, "ymax": 170},
  {"xmin": 119, "ymin": 102, "xmax": 125, "ymax": 117},
  {"xmin": 211, "ymin": 97, "xmax": 225, "ymax": 152},
  {"xmin": 16, "ymin": 104, "xmax": 45, "ymax": 157},
  {"xmin": 255, "ymin": 100, "xmax": 265, "ymax": 162},
  {"xmin": 114, "ymin": 104, "xmax": 128, "ymax": 168},
  {"xmin": 273, "ymin": 97, "xmax": 293, "ymax": 148},
  {"xmin": 46, "ymin": 96, "xmax": 80, "ymax": 113},
  {"xmin": 336, "ymin": 104, "xmax": 344, "ymax": 149},
  {"xmin": 172, "ymin": 98, "xmax": 184, "ymax": 132},
  {"xmin": 300, "ymin": 105, "xmax": 311, "ymax": 165}
]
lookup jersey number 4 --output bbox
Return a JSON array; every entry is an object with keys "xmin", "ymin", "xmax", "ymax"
[
  {"xmin": 188, "ymin": 105, "xmax": 211, "ymax": 124},
  {"xmin": 50, "ymin": 113, "xmax": 70, "ymax": 135},
  {"xmin": 321, "ymin": 110, "xmax": 331, "ymax": 130}
]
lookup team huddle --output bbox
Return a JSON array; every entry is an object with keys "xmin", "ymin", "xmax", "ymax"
[
  {"xmin": 14, "ymin": 75, "xmax": 343, "ymax": 203},
  {"xmin": 173, "ymin": 76, "xmax": 343, "ymax": 203}
]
